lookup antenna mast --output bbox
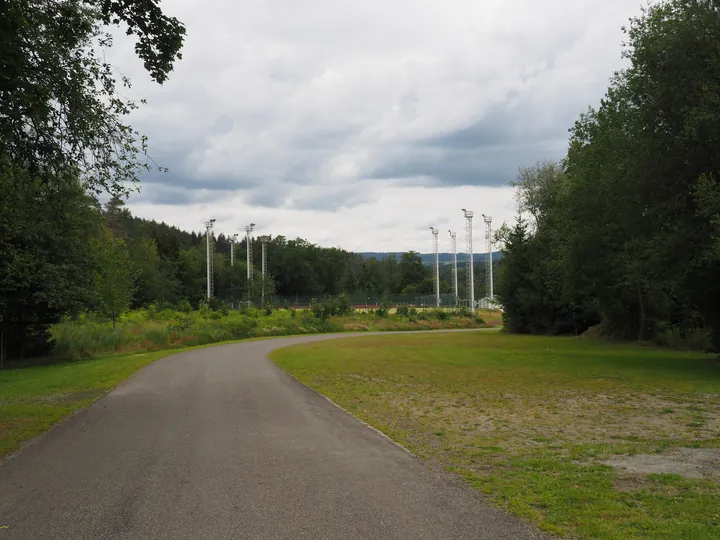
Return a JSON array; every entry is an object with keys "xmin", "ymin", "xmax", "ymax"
[
  {"xmin": 462, "ymin": 209, "xmax": 475, "ymax": 312},
  {"xmin": 449, "ymin": 230, "xmax": 458, "ymax": 306},
  {"xmin": 482, "ymin": 214, "xmax": 493, "ymax": 301}
]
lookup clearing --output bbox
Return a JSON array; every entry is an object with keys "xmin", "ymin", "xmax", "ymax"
[{"xmin": 272, "ymin": 331, "xmax": 720, "ymax": 540}]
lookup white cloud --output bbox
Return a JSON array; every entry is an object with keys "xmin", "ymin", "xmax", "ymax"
[
  {"xmin": 129, "ymin": 181, "xmax": 516, "ymax": 252},
  {"xmin": 109, "ymin": 0, "xmax": 643, "ymax": 250}
]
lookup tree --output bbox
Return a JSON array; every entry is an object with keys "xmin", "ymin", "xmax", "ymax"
[
  {"xmin": 131, "ymin": 237, "xmax": 180, "ymax": 306},
  {"xmin": 92, "ymin": 227, "xmax": 136, "ymax": 329},
  {"xmin": 0, "ymin": 161, "xmax": 100, "ymax": 363},
  {"xmin": 399, "ymin": 251, "xmax": 427, "ymax": 290},
  {"xmin": 496, "ymin": 219, "xmax": 534, "ymax": 333},
  {"xmin": 0, "ymin": 0, "xmax": 185, "ymax": 195},
  {"xmin": 498, "ymin": 0, "xmax": 720, "ymax": 349}
]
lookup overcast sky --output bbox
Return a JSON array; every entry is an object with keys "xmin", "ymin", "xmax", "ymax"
[{"xmin": 114, "ymin": 0, "xmax": 642, "ymax": 252}]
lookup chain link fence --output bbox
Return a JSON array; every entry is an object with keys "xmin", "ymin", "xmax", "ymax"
[{"xmin": 217, "ymin": 289, "xmax": 500, "ymax": 310}]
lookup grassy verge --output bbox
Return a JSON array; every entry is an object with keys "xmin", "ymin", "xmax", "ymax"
[
  {"xmin": 1, "ymin": 349, "xmax": 167, "ymax": 458},
  {"xmin": 272, "ymin": 332, "xmax": 720, "ymax": 540},
  {"xmin": 0, "ymin": 339, "xmax": 276, "ymax": 459},
  {"xmin": 1, "ymin": 309, "xmax": 495, "ymax": 461},
  {"xmin": 49, "ymin": 306, "xmax": 496, "ymax": 359}
]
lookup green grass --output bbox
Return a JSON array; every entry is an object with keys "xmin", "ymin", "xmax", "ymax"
[
  {"xmin": 271, "ymin": 332, "xmax": 720, "ymax": 539},
  {"xmin": 0, "ymin": 339, "xmax": 267, "ymax": 458},
  {"xmin": 1, "ymin": 304, "xmax": 494, "ymax": 458},
  {"xmin": 49, "ymin": 306, "xmax": 495, "ymax": 359}
]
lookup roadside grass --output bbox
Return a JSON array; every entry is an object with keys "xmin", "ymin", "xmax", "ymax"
[
  {"xmin": 0, "ymin": 339, "xmax": 265, "ymax": 459},
  {"xmin": 49, "ymin": 306, "xmax": 496, "ymax": 359},
  {"xmin": 0, "ymin": 309, "xmax": 495, "ymax": 461},
  {"xmin": 271, "ymin": 332, "xmax": 720, "ymax": 540}
]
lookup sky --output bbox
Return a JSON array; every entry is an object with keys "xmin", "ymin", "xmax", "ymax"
[{"xmin": 112, "ymin": 0, "xmax": 643, "ymax": 252}]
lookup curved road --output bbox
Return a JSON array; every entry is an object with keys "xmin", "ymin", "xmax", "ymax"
[{"xmin": 0, "ymin": 332, "xmax": 545, "ymax": 539}]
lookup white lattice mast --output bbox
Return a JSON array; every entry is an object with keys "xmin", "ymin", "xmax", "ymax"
[
  {"xmin": 204, "ymin": 219, "xmax": 216, "ymax": 299},
  {"xmin": 258, "ymin": 235, "xmax": 271, "ymax": 306},
  {"xmin": 462, "ymin": 209, "xmax": 475, "ymax": 312},
  {"xmin": 245, "ymin": 223, "xmax": 255, "ymax": 281},
  {"xmin": 430, "ymin": 227, "xmax": 440, "ymax": 308},
  {"xmin": 230, "ymin": 233, "xmax": 238, "ymax": 266},
  {"xmin": 448, "ymin": 230, "xmax": 458, "ymax": 305},
  {"xmin": 482, "ymin": 214, "xmax": 493, "ymax": 300}
]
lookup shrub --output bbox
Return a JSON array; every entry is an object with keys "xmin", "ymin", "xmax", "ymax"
[
  {"xmin": 652, "ymin": 323, "xmax": 712, "ymax": 351},
  {"xmin": 375, "ymin": 299, "xmax": 389, "ymax": 318},
  {"xmin": 336, "ymin": 293, "xmax": 352, "ymax": 315},
  {"xmin": 396, "ymin": 304, "xmax": 409, "ymax": 317},
  {"xmin": 432, "ymin": 309, "xmax": 449, "ymax": 321}
]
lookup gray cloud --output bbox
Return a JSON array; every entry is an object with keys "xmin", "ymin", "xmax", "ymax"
[{"xmin": 116, "ymin": 0, "xmax": 641, "ymax": 248}]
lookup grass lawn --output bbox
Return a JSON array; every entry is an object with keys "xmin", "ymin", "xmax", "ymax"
[
  {"xmin": 272, "ymin": 331, "xmax": 720, "ymax": 540},
  {"xmin": 0, "ymin": 350, "xmax": 177, "ymax": 458},
  {"xmin": 0, "ymin": 339, "xmax": 264, "ymax": 459}
]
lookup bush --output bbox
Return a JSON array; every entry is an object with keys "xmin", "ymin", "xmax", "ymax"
[
  {"xmin": 335, "ymin": 293, "xmax": 353, "ymax": 315},
  {"xmin": 49, "ymin": 306, "xmax": 346, "ymax": 359},
  {"xmin": 652, "ymin": 323, "xmax": 713, "ymax": 352},
  {"xmin": 310, "ymin": 298, "xmax": 328, "ymax": 320},
  {"xmin": 396, "ymin": 304, "xmax": 409, "ymax": 317},
  {"xmin": 432, "ymin": 309, "xmax": 449, "ymax": 321},
  {"xmin": 375, "ymin": 299, "xmax": 389, "ymax": 318}
]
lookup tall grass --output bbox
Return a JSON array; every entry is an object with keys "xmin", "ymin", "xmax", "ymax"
[
  {"xmin": 50, "ymin": 304, "xmax": 496, "ymax": 360},
  {"xmin": 51, "ymin": 307, "xmax": 340, "ymax": 359}
]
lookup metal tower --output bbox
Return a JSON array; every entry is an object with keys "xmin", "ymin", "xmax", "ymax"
[
  {"xmin": 430, "ymin": 227, "xmax": 440, "ymax": 308},
  {"xmin": 448, "ymin": 230, "xmax": 458, "ymax": 306},
  {"xmin": 204, "ymin": 219, "xmax": 216, "ymax": 300},
  {"xmin": 462, "ymin": 209, "xmax": 475, "ymax": 312},
  {"xmin": 245, "ymin": 223, "xmax": 255, "ymax": 306},
  {"xmin": 230, "ymin": 233, "xmax": 239, "ymax": 266},
  {"xmin": 482, "ymin": 214, "xmax": 493, "ymax": 300},
  {"xmin": 245, "ymin": 223, "xmax": 255, "ymax": 281},
  {"xmin": 258, "ymin": 235, "xmax": 271, "ymax": 306}
]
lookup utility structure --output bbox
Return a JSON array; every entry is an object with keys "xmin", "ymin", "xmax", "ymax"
[
  {"xmin": 448, "ymin": 230, "xmax": 458, "ymax": 306},
  {"xmin": 257, "ymin": 235, "xmax": 271, "ymax": 306},
  {"xmin": 462, "ymin": 209, "xmax": 475, "ymax": 312},
  {"xmin": 230, "ymin": 233, "xmax": 239, "ymax": 266},
  {"xmin": 482, "ymin": 214, "xmax": 494, "ymax": 301},
  {"xmin": 430, "ymin": 227, "xmax": 440, "ymax": 308},
  {"xmin": 245, "ymin": 223, "xmax": 255, "ymax": 280},
  {"xmin": 229, "ymin": 233, "xmax": 239, "ymax": 308},
  {"xmin": 204, "ymin": 219, "xmax": 216, "ymax": 300},
  {"xmin": 245, "ymin": 223, "xmax": 255, "ymax": 305}
]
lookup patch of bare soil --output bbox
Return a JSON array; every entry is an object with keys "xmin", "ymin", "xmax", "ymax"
[{"xmin": 603, "ymin": 448, "xmax": 720, "ymax": 478}]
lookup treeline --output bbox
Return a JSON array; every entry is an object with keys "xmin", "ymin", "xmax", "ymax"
[
  {"xmin": 497, "ymin": 0, "xmax": 720, "ymax": 351},
  {"xmin": 1, "ymin": 187, "xmax": 497, "ymax": 361},
  {"xmin": 1, "ymin": 0, "xmax": 186, "ymax": 365},
  {"xmin": 103, "ymin": 196, "xmax": 497, "ymax": 304}
]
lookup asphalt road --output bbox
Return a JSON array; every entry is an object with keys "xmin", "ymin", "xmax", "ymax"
[{"xmin": 0, "ymin": 332, "xmax": 546, "ymax": 540}]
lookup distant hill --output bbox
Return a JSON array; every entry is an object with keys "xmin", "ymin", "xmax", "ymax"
[{"xmin": 359, "ymin": 252, "xmax": 503, "ymax": 265}]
